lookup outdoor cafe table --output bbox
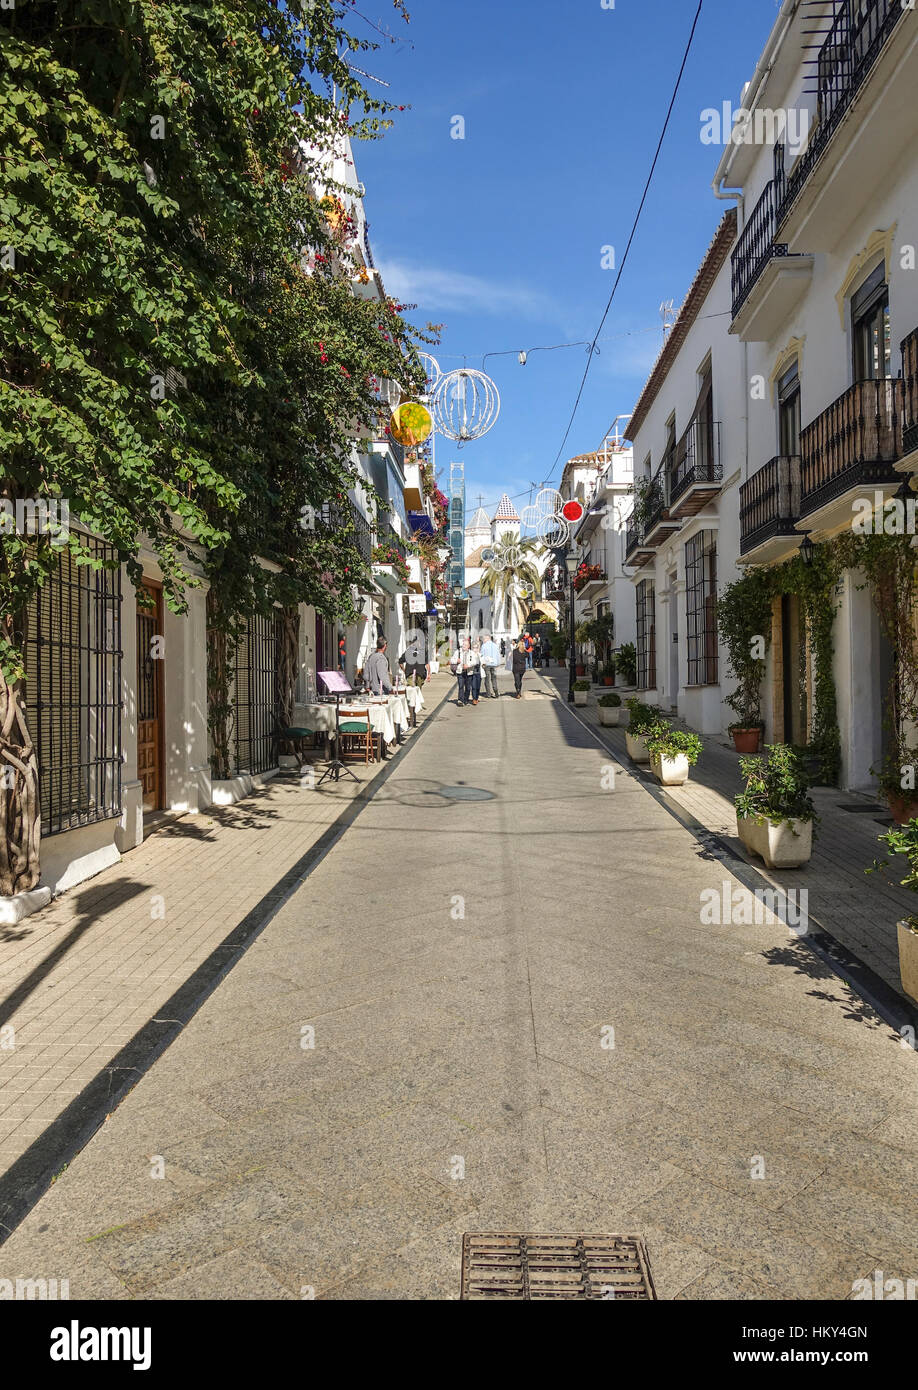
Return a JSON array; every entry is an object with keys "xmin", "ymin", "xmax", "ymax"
[{"xmin": 293, "ymin": 693, "xmax": 410, "ymax": 760}]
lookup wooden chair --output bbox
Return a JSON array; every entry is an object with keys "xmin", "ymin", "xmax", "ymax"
[{"xmin": 337, "ymin": 710, "xmax": 374, "ymax": 764}]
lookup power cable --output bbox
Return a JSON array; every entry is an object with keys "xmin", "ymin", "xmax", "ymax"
[{"xmin": 541, "ymin": 0, "xmax": 705, "ymax": 487}]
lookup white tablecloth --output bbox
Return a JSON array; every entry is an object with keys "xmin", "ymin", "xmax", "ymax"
[
  {"xmin": 404, "ymin": 686, "xmax": 425, "ymax": 713},
  {"xmin": 294, "ymin": 696, "xmax": 408, "ymax": 747}
]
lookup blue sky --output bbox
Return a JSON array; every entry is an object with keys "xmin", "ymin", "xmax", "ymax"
[{"xmin": 350, "ymin": 0, "xmax": 780, "ymax": 517}]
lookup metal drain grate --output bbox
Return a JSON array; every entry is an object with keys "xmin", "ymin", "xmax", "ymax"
[{"xmin": 461, "ymin": 1233, "xmax": 656, "ymax": 1300}]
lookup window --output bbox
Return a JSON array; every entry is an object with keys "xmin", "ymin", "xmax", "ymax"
[
  {"xmin": 636, "ymin": 580, "xmax": 656, "ymax": 690},
  {"xmin": 778, "ymin": 361, "xmax": 801, "ymax": 455},
  {"xmin": 234, "ymin": 612, "xmax": 279, "ymax": 775},
  {"xmin": 24, "ymin": 538, "xmax": 122, "ymax": 836},
  {"xmin": 685, "ymin": 530, "xmax": 718, "ymax": 686},
  {"xmin": 852, "ymin": 263, "xmax": 890, "ymax": 380}
]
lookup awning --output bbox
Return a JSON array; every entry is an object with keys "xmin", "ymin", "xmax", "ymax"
[{"xmin": 408, "ymin": 511, "xmax": 435, "ymax": 537}]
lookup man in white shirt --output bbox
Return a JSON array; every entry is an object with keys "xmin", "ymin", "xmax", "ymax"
[
  {"xmin": 478, "ymin": 632, "xmax": 501, "ymax": 699},
  {"xmin": 449, "ymin": 637, "xmax": 479, "ymax": 707}
]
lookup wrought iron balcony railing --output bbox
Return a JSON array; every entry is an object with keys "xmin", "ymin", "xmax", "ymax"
[
  {"xmin": 799, "ymin": 376, "xmax": 904, "ymax": 514},
  {"xmin": 778, "ymin": 0, "xmax": 905, "ymax": 228},
  {"xmin": 739, "ymin": 455, "xmax": 801, "ymax": 556},
  {"xmin": 902, "ymin": 326, "xmax": 918, "ymax": 455},
  {"xmin": 668, "ymin": 420, "xmax": 724, "ymax": 507},
  {"xmin": 316, "ymin": 499, "xmax": 375, "ymax": 564},
  {"xmin": 731, "ymin": 178, "xmax": 789, "ymax": 319}
]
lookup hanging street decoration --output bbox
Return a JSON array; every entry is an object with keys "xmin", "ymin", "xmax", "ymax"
[
  {"xmin": 389, "ymin": 400, "xmax": 433, "ymax": 446},
  {"xmin": 417, "ymin": 352, "xmax": 442, "ymax": 399},
  {"xmin": 431, "ymin": 367, "xmax": 500, "ymax": 443}
]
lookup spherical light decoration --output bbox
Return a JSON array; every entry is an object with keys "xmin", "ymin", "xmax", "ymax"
[
  {"xmin": 537, "ymin": 513, "xmax": 569, "ymax": 546},
  {"xmin": 417, "ymin": 352, "xmax": 442, "ymax": 398},
  {"xmin": 535, "ymin": 487, "xmax": 564, "ymax": 517},
  {"xmin": 431, "ymin": 368, "xmax": 500, "ymax": 443},
  {"xmin": 519, "ymin": 505, "xmax": 541, "ymax": 531},
  {"xmin": 481, "ymin": 547, "xmax": 495, "ymax": 563},
  {"xmin": 504, "ymin": 544, "xmax": 521, "ymax": 568},
  {"xmin": 389, "ymin": 401, "xmax": 433, "ymax": 447}
]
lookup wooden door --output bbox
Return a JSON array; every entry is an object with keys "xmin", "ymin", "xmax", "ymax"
[{"xmin": 137, "ymin": 582, "xmax": 164, "ymax": 811}]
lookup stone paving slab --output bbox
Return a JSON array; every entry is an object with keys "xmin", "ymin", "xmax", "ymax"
[
  {"xmin": 544, "ymin": 672, "xmax": 913, "ymax": 996},
  {"xmin": 0, "ymin": 677, "xmax": 452, "ymax": 1216},
  {"xmin": 0, "ymin": 664, "xmax": 915, "ymax": 1300}
]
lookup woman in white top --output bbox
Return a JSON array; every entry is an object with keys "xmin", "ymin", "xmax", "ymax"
[{"xmin": 449, "ymin": 637, "xmax": 480, "ymax": 707}]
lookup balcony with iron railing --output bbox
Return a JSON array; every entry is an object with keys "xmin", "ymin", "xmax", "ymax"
[
  {"xmin": 799, "ymin": 376, "xmax": 904, "ymax": 520},
  {"xmin": 731, "ymin": 177, "xmax": 790, "ymax": 321},
  {"xmin": 902, "ymin": 326, "xmax": 918, "ymax": 457},
  {"xmin": 739, "ymin": 455, "xmax": 802, "ymax": 559},
  {"xmin": 318, "ymin": 499, "xmax": 375, "ymax": 565},
  {"xmin": 624, "ymin": 477, "xmax": 674, "ymax": 566},
  {"xmin": 777, "ymin": 0, "xmax": 906, "ymax": 233},
  {"xmin": 667, "ymin": 420, "xmax": 724, "ymax": 517}
]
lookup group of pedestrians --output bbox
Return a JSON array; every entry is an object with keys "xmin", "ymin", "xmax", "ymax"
[{"xmin": 449, "ymin": 630, "xmax": 552, "ymax": 705}]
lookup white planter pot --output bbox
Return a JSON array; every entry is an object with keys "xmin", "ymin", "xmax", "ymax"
[
  {"xmin": 650, "ymin": 752, "xmax": 690, "ymax": 786},
  {"xmin": 625, "ymin": 731, "xmax": 650, "ymax": 764},
  {"xmin": 573, "ymin": 691, "xmax": 589, "ymax": 706},
  {"xmin": 897, "ymin": 920, "xmax": 918, "ymax": 1005},
  {"xmin": 740, "ymin": 815, "xmax": 813, "ymax": 869},
  {"xmin": 736, "ymin": 813, "xmax": 754, "ymax": 850},
  {"xmin": 599, "ymin": 707, "xmax": 623, "ymax": 726}
]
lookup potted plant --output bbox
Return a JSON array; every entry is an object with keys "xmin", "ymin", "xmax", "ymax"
[
  {"xmin": 624, "ymin": 698, "xmax": 662, "ymax": 764},
  {"xmin": 717, "ymin": 573, "xmax": 772, "ymax": 754},
  {"xmin": 572, "ymin": 679, "xmax": 591, "ymax": 707},
  {"xmin": 601, "ymin": 661, "xmax": 616, "ymax": 687},
  {"xmin": 644, "ymin": 723, "xmax": 703, "ymax": 786},
  {"xmin": 615, "ymin": 642, "xmax": 637, "ymax": 688},
  {"xmin": 728, "ymin": 720, "xmax": 765, "ymax": 754},
  {"xmin": 598, "ymin": 691, "xmax": 623, "ymax": 726},
  {"xmin": 734, "ymin": 744, "xmax": 817, "ymax": 869},
  {"xmin": 551, "ymin": 631, "xmax": 568, "ymax": 666},
  {"xmin": 868, "ymin": 820, "xmax": 918, "ymax": 1004},
  {"xmin": 873, "ymin": 752, "xmax": 918, "ymax": 826}
]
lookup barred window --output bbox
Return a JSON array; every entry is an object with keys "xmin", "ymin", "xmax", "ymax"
[
  {"xmin": 234, "ymin": 612, "xmax": 279, "ymax": 775},
  {"xmin": 24, "ymin": 538, "xmax": 122, "ymax": 836},
  {"xmin": 685, "ymin": 529, "xmax": 718, "ymax": 685},
  {"xmin": 636, "ymin": 579, "xmax": 656, "ymax": 690}
]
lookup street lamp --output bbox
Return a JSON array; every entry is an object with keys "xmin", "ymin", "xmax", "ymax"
[
  {"xmin": 798, "ymin": 532, "xmax": 816, "ymax": 567},
  {"xmin": 564, "ymin": 550, "xmax": 579, "ymax": 703}
]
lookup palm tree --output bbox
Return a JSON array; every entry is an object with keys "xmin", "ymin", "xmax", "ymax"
[{"xmin": 479, "ymin": 533, "xmax": 542, "ymax": 635}]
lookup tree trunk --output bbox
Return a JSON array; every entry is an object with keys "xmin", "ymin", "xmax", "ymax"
[
  {"xmin": 277, "ymin": 607, "xmax": 300, "ymax": 730},
  {"xmin": 0, "ymin": 665, "xmax": 41, "ymax": 896},
  {"xmin": 206, "ymin": 591, "xmax": 234, "ymax": 782}
]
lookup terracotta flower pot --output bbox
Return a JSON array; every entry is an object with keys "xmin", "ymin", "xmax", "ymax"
[
  {"xmin": 885, "ymin": 791, "xmax": 918, "ymax": 826},
  {"xmin": 731, "ymin": 727, "xmax": 762, "ymax": 754},
  {"xmin": 576, "ymin": 665, "xmax": 586, "ymax": 677},
  {"xmin": 602, "ymin": 676, "xmax": 614, "ymax": 686}
]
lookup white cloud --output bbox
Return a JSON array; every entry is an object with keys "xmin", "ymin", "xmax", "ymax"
[{"xmin": 376, "ymin": 259, "xmax": 556, "ymax": 320}]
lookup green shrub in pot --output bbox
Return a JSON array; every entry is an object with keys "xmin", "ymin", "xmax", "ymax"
[
  {"xmin": 734, "ymin": 743, "xmax": 817, "ymax": 868},
  {"xmin": 868, "ymin": 819, "xmax": 918, "ymax": 1004},
  {"xmin": 598, "ymin": 692, "xmax": 622, "ymax": 708}
]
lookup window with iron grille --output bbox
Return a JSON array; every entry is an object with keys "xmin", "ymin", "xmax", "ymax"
[
  {"xmin": 233, "ymin": 612, "xmax": 279, "ymax": 775},
  {"xmin": 23, "ymin": 537, "xmax": 122, "ymax": 836},
  {"xmin": 685, "ymin": 530, "xmax": 718, "ymax": 686},
  {"xmin": 636, "ymin": 580, "xmax": 656, "ymax": 690}
]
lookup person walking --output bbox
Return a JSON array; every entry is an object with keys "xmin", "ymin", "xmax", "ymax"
[
  {"xmin": 469, "ymin": 638, "xmax": 483, "ymax": 705},
  {"xmin": 363, "ymin": 638, "xmax": 393, "ymax": 694},
  {"xmin": 511, "ymin": 637, "xmax": 527, "ymax": 698},
  {"xmin": 449, "ymin": 636, "xmax": 479, "ymax": 707},
  {"xmin": 479, "ymin": 631, "xmax": 501, "ymax": 698},
  {"xmin": 540, "ymin": 635, "xmax": 551, "ymax": 668},
  {"xmin": 523, "ymin": 631, "xmax": 534, "ymax": 670},
  {"xmin": 499, "ymin": 637, "xmax": 506, "ymax": 659}
]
